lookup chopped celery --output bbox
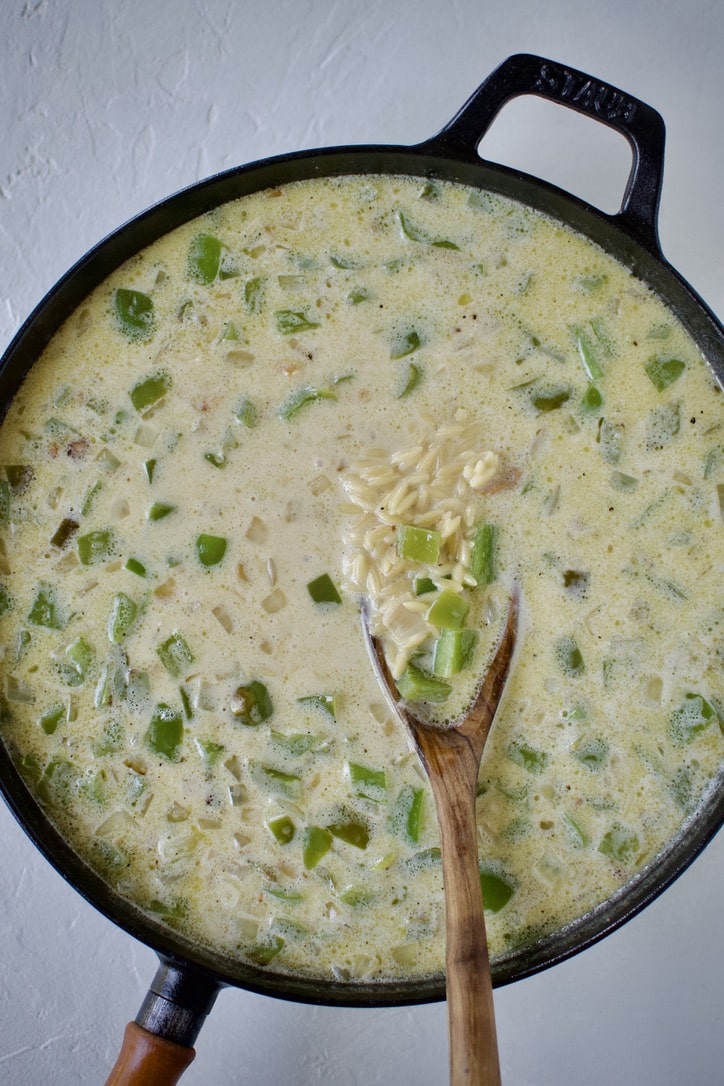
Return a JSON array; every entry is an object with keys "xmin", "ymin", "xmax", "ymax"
[
  {"xmin": 432, "ymin": 628, "xmax": 478, "ymax": 677},
  {"xmin": 480, "ymin": 869, "xmax": 515, "ymax": 912},
  {"xmin": 426, "ymin": 588, "xmax": 469, "ymax": 630},
  {"xmin": 645, "ymin": 356, "xmax": 686, "ymax": 392},
  {"xmin": 280, "ymin": 384, "xmax": 337, "ymax": 419},
  {"xmin": 235, "ymin": 398, "xmax": 258, "ymax": 428},
  {"xmin": 81, "ymin": 479, "xmax": 102, "ymax": 516},
  {"xmin": 220, "ymin": 321, "xmax": 239, "ymax": 341},
  {"xmin": 107, "ymin": 592, "xmax": 138, "ymax": 643},
  {"xmin": 396, "ymin": 663, "xmax": 451, "ymax": 704},
  {"xmin": 307, "ymin": 573, "xmax": 342, "ymax": 604},
  {"xmin": 244, "ymin": 277, "xmax": 264, "ymax": 313},
  {"xmin": 572, "ymin": 736, "xmax": 609, "ymax": 770},
  {"xmin": 36, "ymin": 757, "xmax": 79, "ymax": 807},
  {"xmin": 27, "ymin": 583, "xmax": 64, "ymax": 629},
  {"xmin": 274, "ymin": 309, "xmax": 320, "ymax": 335},
  {"xmin": 50, "ymin": 518, "xmax": 79, "ymax": 549},
  {"xmin": 58, "ymin": 637, "xmax": 94, "ymax": 687},
  {"xmin": 231, "ymin": 680, "xmax": 273, "ymax": 726},
  {"xmin": 508, "ymin": 738, "xmax": 549, "ymax": 774},
  {"xmin": 157, "ymin": 632, "xmax": 194, "ymax": 678},
  {"xmin": 398, "ymin": 362, "xmax": 422, "ymax": 397},
  {"xmin": 267, "ymin": 815, "xmax": 296, "ymax": 845},
  {"xmin": 39, "ymin": 703, "xmax": 66, "ymax": 735},
  {"xmin": 397, "ymin": 524, "xmax": 441, "ymax": 564},
  {"xmin": 389, "ymin": 784, "xmax": 425, "ymax": 843},
  {"xmin": 347, "ymin": 287, "xmax": 370, "ymax": 305},
  {"xmin": 77, "ymin": 529, "xmax": 115, "ymax": 565},
  {"xmin": 469, "ymin": 522, "xmax": 496, "ymax": 585},
  {"xmin": 195, "ymin": 533, "xmax": 227, "ymax": 567},
  {"xmin": 124, "ymin": 557, "xmax": 147, "ymax": 577},
  {"xmin": 146, "ymin": 703, "xmax": 184, "ymax": 759},
  {"xmin": 598, "ymin": 418, "xmax": 625, "ymax": 464},
  {"xmin": 398, "ymin": 211, "xmax": 459, "ymax": 250},
  {"xmin": 303, "ymin": 826, "xmax": 333, "ymax": 869},
  {"xmin": 193, "ymin": 737, "xmax": 225, "ymax": 768},
  {"xmin": 598, "ymin": 823, "xmax": 639, "ymax": 864},
  {"xmin": 581, "ymin": 383, "xmax": 603, "ymax": 411},
  {"xmin": 271, "ymin": 731, "xmax": 326, "ymax": 756},
  {"xmin": 646, "ymin": 402, "xmax": 680, "ymax": 450},
  {"xmin": 328, "ymin": 820, "xmax": 369, "ymax": 849},
  {"xmin": 400, "ymin": 846, "xmax": 442, "ymax": 874},
  {"xmin": 143, "ymin": 458, "xmax": 157, "ymax": 483},
  {"xmin": 147, "ymin": 501, "xmax": 176, "ymax": 521},
  {"xmin": 330, "ymin": 254, "xmax": 359, "ymax": 269},
  {"xmin": 263, "ymin": 886, "xmax": 303, "ymax": 903},
  {"xmin": 130, "ymin": 371, "xmax": 170, "ymax": 412},
  {"xmin": 563, "ymin": 812, "xmax": 590, "ymax": 848},
  {"xmin": 390, "ymin": 329, "xmax": 422, "ymax": 359},
  {"xmin": 114, "ymin": 288, "xmax": 155, "ymax": 342},
  {"xmin": 555, "ymin": 636, "xmax": 585, "ymax": 676},
  {"xmin": 669, "ymin": 692, "xmax": 719, "ymax": 744},
  {"xmin": 348, "ymin": 761, "xmax": 387, "ymax": 801},
  {"xmin": 339, "ymin": 887, "xmax": 375, "ymax": 908},
  {"xmin": 571, "ymin": 322, "xmax": 607, "ymax": 383},
  {"xmin": 297, "ymin": 694, "xmax": 337, "ymax": 719}
]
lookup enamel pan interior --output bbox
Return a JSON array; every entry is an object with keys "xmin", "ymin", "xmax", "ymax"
[{"xmin": 1, "ymin": 54, "xmax": 722, "ymax": 1012}]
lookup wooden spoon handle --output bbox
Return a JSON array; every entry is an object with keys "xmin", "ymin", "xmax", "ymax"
[
  {"xmin": 105, "ymin": 1022, "xmax": 196, "ymax": 1085},
  {"xmin": 427, "ymin": 762, "xmax": 501, "ymax": 1086}
]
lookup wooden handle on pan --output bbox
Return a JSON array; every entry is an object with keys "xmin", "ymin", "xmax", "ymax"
[{"xmin": 105, "ymin": 1021, "xmax": 195, "ymax": 1085}]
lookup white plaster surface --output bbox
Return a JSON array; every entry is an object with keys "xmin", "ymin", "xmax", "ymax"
[{"xmin": 1, "ymin": 1, "xmax": 722, "ymax": 1083}]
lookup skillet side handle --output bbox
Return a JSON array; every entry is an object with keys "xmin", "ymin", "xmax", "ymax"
[
  {"xmin": 105, "ymin": 955, "xmax": 223, "ymax": 1086},
  {"xmin": 105, "ymin": 1023, "xmax": 196, "ymax": 1085},
  {"xmin": 423, "ymin": 52, "xmax": 666, "ymax": 254}
]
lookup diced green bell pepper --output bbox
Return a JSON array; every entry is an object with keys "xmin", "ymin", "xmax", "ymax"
[
  {"xmin": 130, "ymin": 371, "xmax": 170, "ymax": 412},
  {"xmin": 77, "ymin": 529, "xmax": 115, "ymax": 565},
  {"xmin": 157, "ymin": 632, "xmax": 194, "ymax": 678},
  {"xmin": 195, "ymin": 533, "xmax": 227, "ymax": 567},
  {"xmin": 480, "ymin": 869, "xmax": 515, "ymax": 912},
  {"xmin": 303, "ymin": 825, "xmax": 333, "ymax": 869},
  {"xmin": 114, "ymin": 288, "xmax": 155, "ymax": 342},
  {"xmin": 396, "ymin": 663, "xmax": 451, "ymax": 704},
  {"xmin": 231, "ymin": 680, "xmax": 273, "ymax": 726},
  {"xmin": 267, "ymin": 815, "xmax": 296, "ymax": 845},
  {"xmin": 306, "ymin": 573, "xmax": 342, "ymax": 604},
  {"xmin": 146, "ymin": 703, "xmax": 184, "ymax": 760},
  {"xmin": 107, "ymin": 592, "xmax": 138, "ymax": 644}
]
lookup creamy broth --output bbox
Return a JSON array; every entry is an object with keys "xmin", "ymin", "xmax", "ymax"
[{"xmin": 0, "ymin": 175, "xmax": 721, "ymax": 982}]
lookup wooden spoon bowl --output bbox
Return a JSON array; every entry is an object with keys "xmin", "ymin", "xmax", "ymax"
[{"xmin": 364, "ymin": 589, "xmax": 520, "ymax": 1085}]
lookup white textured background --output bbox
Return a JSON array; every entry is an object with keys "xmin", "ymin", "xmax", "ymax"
[{"xmin": 1, "ymin": 2, "xmax": 723, "ymax": 1083}]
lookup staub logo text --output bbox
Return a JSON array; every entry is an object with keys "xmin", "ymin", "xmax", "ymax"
[{"xmin": 534, "ymin": 61, "xmax": 637, "ymax": 124}]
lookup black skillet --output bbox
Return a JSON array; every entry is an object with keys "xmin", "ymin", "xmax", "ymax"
[{"xmin": 0, "ymin": 53, "xmax": 722, "ymax": 1084}]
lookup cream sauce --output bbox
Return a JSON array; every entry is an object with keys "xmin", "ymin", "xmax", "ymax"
[{"xmin": 0, "ymin": 175, "xmax": 721, "ymax": 982}]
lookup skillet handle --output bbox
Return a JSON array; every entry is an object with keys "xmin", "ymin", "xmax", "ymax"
[
  {"xmin": 105, "ymin": 1023, "xmax": 196, "ymax": 1085},
  {"xmin": 105, "ymin": 956, "xmax": 222, "ymax": 1085},
  {"xmin": 424, "ymin": 52, "xmax": 666, "ymax": 253}
]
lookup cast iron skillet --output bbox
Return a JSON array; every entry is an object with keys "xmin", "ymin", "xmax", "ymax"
[{"xmin": 0, "ymin": 53, "xmax": 722, "ymax": 1084}]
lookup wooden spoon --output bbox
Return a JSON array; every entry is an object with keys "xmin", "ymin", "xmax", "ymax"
[{"xmin": 364, "ymin": 588, "xmax": 520, "ymax": 1086}]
